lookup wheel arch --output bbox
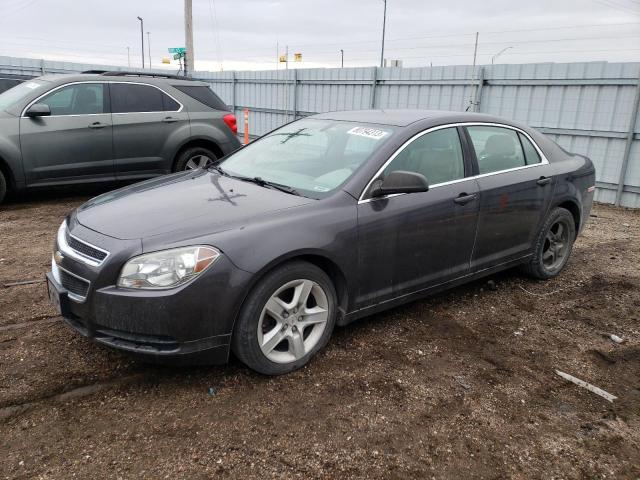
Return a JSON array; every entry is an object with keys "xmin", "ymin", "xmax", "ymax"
[
  {"xmin": 0, "ymin": 154, "xmax": 16, "ymax": 192},
  {"xmin": 172, "ymin": 138, "xmax": 224, "ymax": 172},
  {"xmin": 229, "ymin": 252, "xmax": 350, "ymax": 334},
  {"xmin": 556, "ymin": 199, "xmax": 581, "ymax": 236}
]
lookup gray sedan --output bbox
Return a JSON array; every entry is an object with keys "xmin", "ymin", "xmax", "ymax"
[{"xmin": 47, "ymin": 109, "xmax": 595, "ymax": 375}]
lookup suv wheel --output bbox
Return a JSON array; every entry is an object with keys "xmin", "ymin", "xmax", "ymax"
[
  {"xmin": 521, "ymin": 207, "xmax": 576, "ymax": 280},
  {"xmin": 232, "ymin": 261, "xmax": 337, "ymax": 375},
  {"xmin": 0, "ymin": 170, "xmax": 7, "ymax": 204},
  {"xmin": 174, "ymin": 146, "xmax": 218, "ymax": 171}
]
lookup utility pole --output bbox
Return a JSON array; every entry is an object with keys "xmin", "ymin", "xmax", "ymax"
[
  {"xmin": 468, "ymin": 32, "xmax": 479, "ymax": 111},
  {"xmin": 379, "ymin": 0, "xmax": 387, "ymax": 68},
  {"xmin": 184, "ymin": 0, "xmax": 194, "ymax": 76},
  {"xmin": 137, "ymin": 16, "xmax": 144, "ymax": 69},
  {"xmin": 127, "ymin": 46, "xmax": 130, "ymax": 67},
  {"xmin": 340, "ymin": 49, "xmax": 344, "ymax": 68},
  {"xmin": 147, "ymin": 32, "xmax": 151, "ymax": 69}
]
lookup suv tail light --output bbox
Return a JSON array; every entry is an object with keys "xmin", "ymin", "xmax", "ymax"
[{"xmin": 223, "ymin": 114, "xmax": 237, "ymax": 135}]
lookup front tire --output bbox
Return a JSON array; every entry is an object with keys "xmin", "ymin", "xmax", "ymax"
[
  {"xmin": 0, "ymin": 170, "xmax": 6, "ymax": 204},
  {"xmin": 174, "ymin": 146, "xmax": 218, "ymax": 172},
  {"xmin": 521, "ymin": 207, "xmax": 576, "ymax": 280},
  {"xmin": 232, "ymin": 261, "xmax": 337, "ymax": 375}
]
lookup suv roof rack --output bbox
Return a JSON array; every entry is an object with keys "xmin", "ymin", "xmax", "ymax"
[{"xmin": 81, "ymin": 70, "xmax": 194, "ymax": 81}]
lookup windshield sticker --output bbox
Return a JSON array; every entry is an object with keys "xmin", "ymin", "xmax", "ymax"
[
  {"xmin": 313, "ymin": 185, "xmax": 331, "ymax": 192},
  {"xmin": 23, "ymin": 82, "xmax": 40, "ymax": 90},
  {"xmin": 346, "ymin": 126, "xmax": 389, "ymax": 140}
]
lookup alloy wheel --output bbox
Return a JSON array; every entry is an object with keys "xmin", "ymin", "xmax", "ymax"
[
  {"xmin": 542, "ymin": 219, "xmax": 571, "ymax": 270},
  {"xmin": 184, "ymin": 154, "xmax": 213, "ymax": 170},
  {"xmin": 257, "ymin": 279, "xmax": 329, "ymax": 364}
]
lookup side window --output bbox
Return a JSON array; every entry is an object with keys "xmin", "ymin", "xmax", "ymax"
[
  {"xmin": 39, "ymin": 83, "xmax": 105, "ymax": 115},
  {"xmin": 111, "ymin": 84, "xmax": 178, "ymax": 113},
  {"xmin": 518, "ymin": 132, "xmax": 542, "ymax": 165},
  {"xmin": 466, "ymin": 126, "xmax": 526, "ymax": 174},
  {"xmin": 382, "ymin": 127, "xmax": 465, "ymax": 186}
]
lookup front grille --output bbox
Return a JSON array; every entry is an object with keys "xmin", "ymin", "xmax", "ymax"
[
  {"xmin": 67, "ymin": 235, "xmax": 108, "ymax": 262},
  {"xmin": 59, "ymin": 269, "xmax": 90, "ymax": 298}
]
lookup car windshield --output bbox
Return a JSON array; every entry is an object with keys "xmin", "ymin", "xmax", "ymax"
[
  {"xmin": 0, "ymin": 80, "xmax": 48, "ymax": 112},
  {"xmin": 219, "ymin": 119, "xmax": 395, "ymax": 198}
]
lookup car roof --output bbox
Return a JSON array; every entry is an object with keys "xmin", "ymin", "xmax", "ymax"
[
  {"xmin": 36, "ymin": 73, "xmax": 208, "ymax": 87},
  {"xmin": 312, "ymin": 109, "xmax": 515, "ymax": 128}
]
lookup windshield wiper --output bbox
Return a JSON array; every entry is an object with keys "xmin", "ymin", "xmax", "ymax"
[
  {"xmin": 229, "ymin": 175, "xmax": 302, "ymax": 196},
  {"xmin": 208, "ymin": 164, "xmax": 229, "ymax": 176}
]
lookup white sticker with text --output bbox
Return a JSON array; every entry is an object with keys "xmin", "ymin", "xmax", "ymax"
[{"xmin": 346, "ymin": 126, "xmax": 389, "ymax": 140}]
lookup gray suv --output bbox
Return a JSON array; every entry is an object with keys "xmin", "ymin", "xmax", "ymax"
[{"xmin": 0, "ymin": 71, "xmax": 242, "ymax": 203}]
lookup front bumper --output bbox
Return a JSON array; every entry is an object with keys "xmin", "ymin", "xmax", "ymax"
[{"xmin": 48, "ymin": 219, "xmax": 253, "ymax": 365}]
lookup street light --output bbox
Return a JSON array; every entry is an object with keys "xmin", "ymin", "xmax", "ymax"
[
  {"xmin": 137, "ymin": 16, "xmax": 145, "ymax": 69},
  {"xmin": 491, "ymin": 46, "xmax": 513, "ymax": 65},
  {"xmin": 147, "ymin": 32, "xmax": 151, "ymax": 69},
  {"xmin": 379, "ymin": 0, "xmax": 387, "ymax": 68}
]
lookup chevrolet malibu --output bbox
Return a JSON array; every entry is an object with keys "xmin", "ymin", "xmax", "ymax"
[{"xmin": 47, "ymin": 110, "xmax": 595, "ymax": 375}]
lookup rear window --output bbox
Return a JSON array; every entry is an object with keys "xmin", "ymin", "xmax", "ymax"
[
  {"xmin": 111, "ymin": 83, "xmax": 180, "ymax": 113},
  {"xmin": 173, "ymin": 85, "xmax": 228, "ymax": 111}
]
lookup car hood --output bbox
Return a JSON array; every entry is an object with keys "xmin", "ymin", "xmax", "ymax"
[{"xmin": 76, "ymin": 170, "xmax": 314, "ymax": 240}]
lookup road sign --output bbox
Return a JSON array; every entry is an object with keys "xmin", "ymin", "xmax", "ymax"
[
  {"xmin": 162, "ymin": 57, "xmax": 171, "ymax": 64},
  {"xmin": 168, "ymin": 47, "xmax": 186, "ymax": 54},
  {"xmin": 279, "ymin": 54, "xmax": 287, "ymax": 63},
  {"xmin": 294, "ymin": 53, "xmax": 302, "ymax": 62},
  {"xmin": 173, "ymin": 53, "xmax": 185, "ymax": 60}
]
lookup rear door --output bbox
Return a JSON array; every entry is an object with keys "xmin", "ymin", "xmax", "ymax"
[
  {"xmin": 20, "ymin": 82, "xmax": 114, "ymax": 185},
  {"xmin": 110, "ymin": 82, "xmax": 189, "ymax": 178},
  {"xmin": 465, "ymin": 124, "xmax": 555, "ymax": 272},
  {"xmin": 356, "ymin": 126, "xmax": 480, "ymax": 307}
]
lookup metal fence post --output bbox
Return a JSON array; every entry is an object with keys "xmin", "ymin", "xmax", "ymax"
[
  {"xmin": 615, "ymin": 74, "xmax": 640, "ymax": 206},
  {"xmin": 231, "ymin": 71, "xmax": 236, "ymax": 115},
  {"xmin": 293, "ymin": 69, "xmax": 298, "ymax": 120},
  {"xmin": 40, "ymin": 59, "xmax": 46, "ymax": 75},
  {"xmin": 370, "ymin": 67, "xmax": 378, "ymax": 109},
  {"xmin": 473, "ymin": 67, "xmax": 485, "ymax": 112}
]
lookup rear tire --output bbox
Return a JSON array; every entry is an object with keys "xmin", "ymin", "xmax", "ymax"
[
  {"xmin": 521, "ymin": 207, "xmax": 576, "ymax": 280},
  {"xmin": 232, "ymin": 261, "xmax": 337, "ymax": 375},
  {"xmin": 0, "ymin": 170, "xmax": 7, "ymax": 205},
  {"xmin": 174, "ymin": 146, "xmax": 218, "ymax": 172}
]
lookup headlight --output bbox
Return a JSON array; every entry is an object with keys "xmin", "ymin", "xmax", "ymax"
[{"xmin": 117, "ymin": 246, "xmax": 220, "ymax": 289}]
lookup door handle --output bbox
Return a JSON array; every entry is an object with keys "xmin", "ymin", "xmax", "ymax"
[
  {"xmin": 88, "ymin": 122, "xmax": 108, "ymax": 129},
  {"xmin": 162, "ymin": 117, "xmax": 179, "ymax": 123},
  {"xmin": 537, "ymin": 176, "xmax": 552, "ymax": 186},
  {"xmin": 453, "ymin": 193, "xmax": 477, "ymax": 205}
]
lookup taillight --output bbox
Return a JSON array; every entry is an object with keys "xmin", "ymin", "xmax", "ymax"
[{"xmin": 223, "ymin": 113, "xmax": 237, "ymax": 135}]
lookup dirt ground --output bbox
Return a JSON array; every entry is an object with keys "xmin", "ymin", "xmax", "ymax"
[{"xmin": 0, "ymin": 189, "xmax": 638, "ymax": 479}]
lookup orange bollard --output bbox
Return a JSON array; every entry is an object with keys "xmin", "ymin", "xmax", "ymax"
[{"xmin": 243, "ymin": 108, "xmax": 249, "ymax": 145}]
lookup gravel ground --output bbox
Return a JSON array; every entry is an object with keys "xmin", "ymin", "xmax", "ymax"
[{"xmin": 0, "ymin": 190, "xmax": 638, "ymax": 479}]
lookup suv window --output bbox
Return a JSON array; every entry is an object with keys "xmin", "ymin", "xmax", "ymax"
[
  {"xmin": 38, "ymin": 83, "xmax": 106, "ymax": 115},
  {"xmin": 172, "ymin": 85, "xmax": 228, "ymax": 111},
  {"xmin": 111, "ymin": 83, "xmax": 180, "ymax": 113},
  {"xmin": 518, "ymin": 132, "xmax": 542, "ymax": 165},
  {"xmin": 383, "ymin": 127, "xmax": 465, "ymax": 186},
  {"xmin": 467, "ymin": 126, "xmax": 526, "ymax": 174}
]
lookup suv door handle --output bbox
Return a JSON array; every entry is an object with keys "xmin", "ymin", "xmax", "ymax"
[
  {"xmin": 453, "ymin": 193, "xmax": 477, "ymax": 205},
  {"xmin": 88, "ymin": 121, "xmax": 108, "ymax": 129},
  {"xmin": 537, "ymin": 176, "xmax": 552, "ymax": 186},
  {"xmin": 162, "ymin": 116, "xmax": 179, "ymax": 123}
]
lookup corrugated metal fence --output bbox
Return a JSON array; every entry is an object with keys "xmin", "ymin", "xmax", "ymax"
[{"xmin": 1, "ymin": 56, "xmax": 639, "ymax": 208}]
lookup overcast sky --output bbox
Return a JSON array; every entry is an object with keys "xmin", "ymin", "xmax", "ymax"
[{"xmin": 0, "ymin": 0, "xmax": 638, "ymax": 72}]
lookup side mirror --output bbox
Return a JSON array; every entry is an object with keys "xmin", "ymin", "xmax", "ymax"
[
  {"xmin": 25, "ymin": 103, "xmax": 51, "ymax": 118},
  {"xmin": 370, "ymin": 170, "xmax": 429, "ymax": 197}
]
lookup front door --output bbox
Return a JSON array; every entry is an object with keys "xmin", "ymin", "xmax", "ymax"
[
  {"xmin": 20, "ymin": 82, "xmax": 113, "ymax": 185},
  {"xmin": 464, "ymin": 125, "xmax": 555, "ymax": 271},
  {"xmin": 356, "ymin": 126, "xmax": 480, "ymax": 308}
]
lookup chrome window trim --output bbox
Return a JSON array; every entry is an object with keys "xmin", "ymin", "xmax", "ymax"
[
  {"xmin": 21, "ymin": 80, "xmax": 183, "ymax": 117},
  {"xmin": 57, "ymin": 221, "xmax": 110, "ymax": 267},
  {"xmin": 358, "ymin": 121, "xmax": 550, "ymax": 205}
]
